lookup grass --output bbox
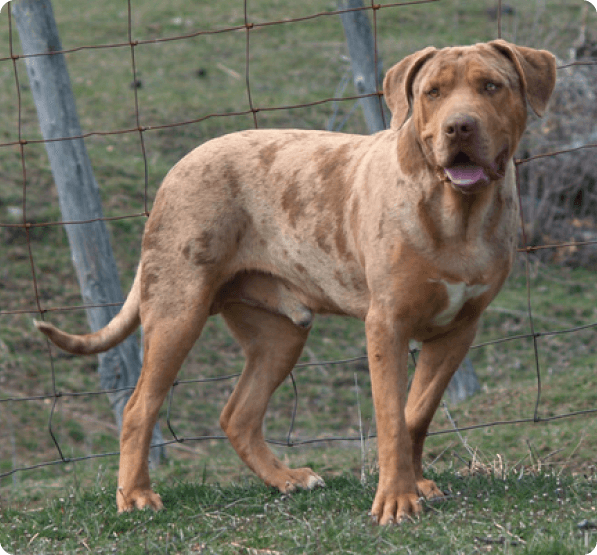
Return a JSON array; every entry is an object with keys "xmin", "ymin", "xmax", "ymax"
[
  {"xmin": 1, "ymin": 0, "xmax": 597, "ymax": 552},
  {"xmin": 1, "ymin": 470, "xmax": 596, "ymax": 554}
]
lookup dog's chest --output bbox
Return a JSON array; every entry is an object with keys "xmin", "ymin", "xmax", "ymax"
[{"xmin": 429, "ymin": 279, "xmax": 489, "ymax": 326}]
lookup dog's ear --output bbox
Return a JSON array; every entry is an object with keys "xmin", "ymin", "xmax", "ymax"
[
  {"xmin": 489, "ymin": 39, "xmax": 556, "ymax": 117},
  {"xmin": 383, "ymin": 46, "xmax": 437, "ymax": 131}
]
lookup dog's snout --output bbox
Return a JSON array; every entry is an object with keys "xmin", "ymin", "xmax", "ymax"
[{"xmin": 443, "ymin": 113, "xmax": 478, "ymax": 141}]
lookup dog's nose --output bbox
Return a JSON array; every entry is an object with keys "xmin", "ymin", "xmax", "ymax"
[{"xmin": 443, "ymin": 113, "xmax": 478, "ymax": 141}]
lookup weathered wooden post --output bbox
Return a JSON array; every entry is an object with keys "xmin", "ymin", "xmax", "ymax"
[
  {"xmin": 338, "ymin": 0, "xmax": 389, "ymax": 134},
  {"xmin": 12, "ymin": 0, "xmax": 164, "ymax": 463}
]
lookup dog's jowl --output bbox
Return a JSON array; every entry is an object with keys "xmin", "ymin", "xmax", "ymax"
[{"xmin": 37, "ymin": 40, "xmax": 556, "ymax": 524}]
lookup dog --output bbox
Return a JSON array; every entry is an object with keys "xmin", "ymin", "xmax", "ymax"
[{"xmin": 36, "ymin": 40, "xmax": 556, "ymax": 524}]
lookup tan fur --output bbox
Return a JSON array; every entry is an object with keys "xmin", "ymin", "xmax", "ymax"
[{"xmin": 36, "ymin": 41, "xmax": 556, "ymax": 524}]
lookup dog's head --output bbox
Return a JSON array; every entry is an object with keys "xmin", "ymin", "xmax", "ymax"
[{"xmin": 383, "ymin": 40, "xmax": 556, "ymax": 192}]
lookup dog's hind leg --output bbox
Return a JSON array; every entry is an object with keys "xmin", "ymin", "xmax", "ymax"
[
  {"xmin": 220, "ymin": 303, "xmax": 325, "ymax": 492},
  {"xmin": 116, "ymin": 293, "xmax": 210, "ymax": 512}
]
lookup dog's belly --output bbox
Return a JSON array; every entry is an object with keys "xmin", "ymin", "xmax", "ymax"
[{"xmin": 243, "ymin": 238, "xmax": 371, "ymax": 321}]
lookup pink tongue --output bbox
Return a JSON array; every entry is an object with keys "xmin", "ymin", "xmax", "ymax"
[{"xmin": 444, "ymin": 166, "xmax": 487, "ymax": 186}]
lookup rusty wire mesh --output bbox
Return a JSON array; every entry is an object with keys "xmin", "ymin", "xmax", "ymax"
[{"xmin": 1, "ymin": 0, "xmax": 597, "ymax": 485}]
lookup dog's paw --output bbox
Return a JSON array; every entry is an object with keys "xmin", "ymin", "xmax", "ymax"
[
  {"xmin": 272, "ymin": 467, "xmax": 325, "ymax": 493},
  {"xmin": 417, "ymin": 477, "xmax": 445, "ymax": 500},
  {"xmin": 117, "ymin": 487, "xmax": 164, "ymax": 513},
  {"xmin": 370, "ymin": 488, "xmax": 422, "ymax": 525},
  {"xmin": 305, "ymin": 473, "xmax": 326, "ymax": 489}
]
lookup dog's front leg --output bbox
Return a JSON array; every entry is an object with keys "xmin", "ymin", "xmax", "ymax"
[
  {"xmin": 405, "ymin": 320, "xmax": 479, "ymax": 499},
  {"xmin": 366, "ymin": 306, "xmax": 420, "ymax": 524}
]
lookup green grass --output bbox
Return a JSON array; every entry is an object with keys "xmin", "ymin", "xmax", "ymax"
[
  {"xmin": 2, "ymin": 0, "xmax": 597, "ymax": 552},
  {"xmin": 1, "ymin": 471, "xmax": 596, "ymax": 554}
]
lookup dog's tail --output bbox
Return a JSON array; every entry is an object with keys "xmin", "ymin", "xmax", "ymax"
[{"xmin": 35, "ymin": 267, "xmax": 142, "ymax": 355}]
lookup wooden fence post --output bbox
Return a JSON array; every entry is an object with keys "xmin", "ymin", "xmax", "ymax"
[
  {"xmin": 12, "ymin": 0, "xmax": 164, "ymax": 464},
  {"xmin": 338, "ymin": 0, "xmax": 389, "ymax": 134}
]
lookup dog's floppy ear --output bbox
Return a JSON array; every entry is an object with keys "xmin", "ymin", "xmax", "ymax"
[
  {"xmin": 489, "ymin": 39, "xmax": 556, "ymax": 117},
  {"xmin": 383, "ymin": 46, "xmax": 437, "ymax": 131}
]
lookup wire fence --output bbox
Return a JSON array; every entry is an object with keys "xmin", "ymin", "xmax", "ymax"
[{"xmin": 1, "ymin": 0, "xmax": 597, "ymax": 486}]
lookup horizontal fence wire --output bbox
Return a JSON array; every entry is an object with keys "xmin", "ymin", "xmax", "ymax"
[{"xmin": 1, "ymin": 0, "xmax": 597, "ymax": 484}]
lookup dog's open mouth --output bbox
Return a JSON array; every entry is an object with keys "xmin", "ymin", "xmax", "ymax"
[{"xmin": 443, "ymin": 152, "xmax": 489, "ymax": 189}]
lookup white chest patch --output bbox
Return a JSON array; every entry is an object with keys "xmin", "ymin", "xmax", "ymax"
[{"xmin": 430, "ymin": 280, "xmax": 489, "ymax": 326}]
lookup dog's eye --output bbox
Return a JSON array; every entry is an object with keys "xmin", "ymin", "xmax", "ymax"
[
  {"xmin": 427, "ymin": 87, "xmax": 440, "ymax": 98},
  {"xmin": 484, "ymin": 81, "xmax": 500, "ymax": 92}
]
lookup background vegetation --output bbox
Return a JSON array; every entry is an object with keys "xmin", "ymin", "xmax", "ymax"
[{"xmin": 1, "ymin": 0, "xmax": 596, "ymax": 553}]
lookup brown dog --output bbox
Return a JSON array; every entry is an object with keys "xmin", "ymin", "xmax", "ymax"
[{"xmin": 36, "ymin": 40, "xmax": 556, "ymax": 524}]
